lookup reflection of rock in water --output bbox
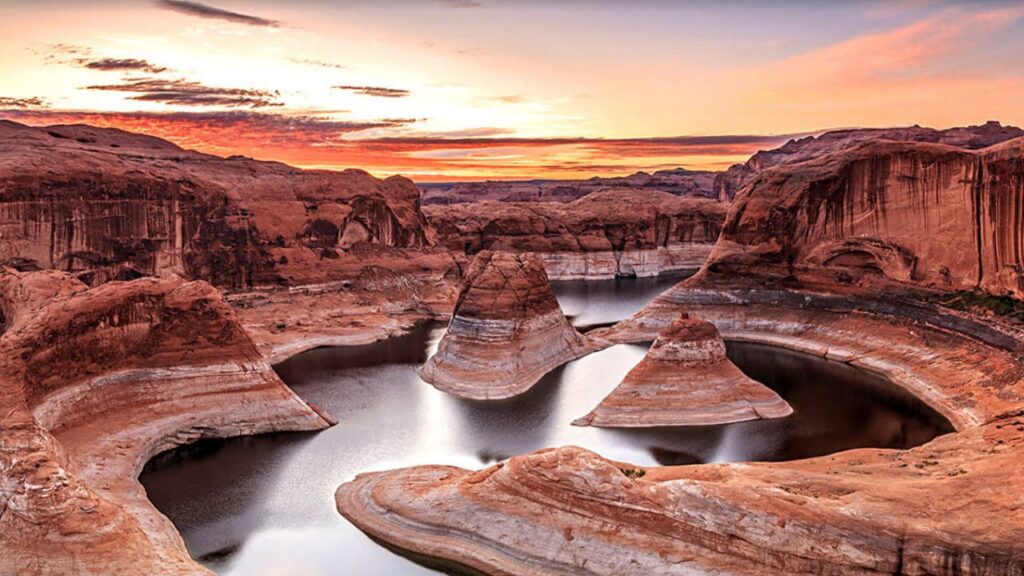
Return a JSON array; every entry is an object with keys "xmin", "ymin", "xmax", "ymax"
[
  {"xmin": 476, "ymin": 450, "xmax": 512, "ymax": 465},
  {"xmin": 648, "ymin": 447, "xmax": 703, "ymax": 466},
  {"xmin": 198, "ymin": 542, "xmax": 242, "ymax": 566}
]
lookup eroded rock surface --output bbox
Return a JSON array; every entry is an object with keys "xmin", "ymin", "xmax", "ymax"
[
  {"xmin": 714, "ymin": 120, "xmax": 1024, "ymax": 201},
  {"xmin": 339, "ymin": 297, "xmax": 1024, "ymax": 576},
  {"xmin": 420, "ymin": 167, "xmax": 718, "ymax": 204},
  {"xmin": 426, "ymin": 190, "xmax": 726, "ymax": 279},
  {"xmin": 420, "ymin": 251, "xmax": 591, "ymax": 399},
  {"xmin": 0, "ymin": 120, "xmax": 439, "ymax": 288},
  {"xmin": 576, "ymin": 312, "xmax": 791, "ymax": 427},
  {"xmin": 0, "ymin": 268, "xmax": 331, "ymax": 575},
  {"xmin": 704, "ymin": 137, "xmax": 1024, "ymax": 299}
]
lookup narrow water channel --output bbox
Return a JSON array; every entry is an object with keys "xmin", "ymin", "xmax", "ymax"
[{"xmin": 140, "ymin": 273, "xmax": 952, "ymax": 575}]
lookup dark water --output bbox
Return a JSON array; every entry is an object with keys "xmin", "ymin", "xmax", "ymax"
[
  {"xmin": 552, "ymin": 270, "xmax": 696, "ymax": 328},
  {"xmin": 140, "ymin": 278, "xmax": 952, "ymax": 576}
]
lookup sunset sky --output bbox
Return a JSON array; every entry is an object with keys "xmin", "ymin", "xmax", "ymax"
[{"xmin": 2, "ymin": 0, "xmax": 1024, "ymax": 181}]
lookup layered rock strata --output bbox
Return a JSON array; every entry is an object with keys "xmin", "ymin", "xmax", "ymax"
[
  {"xmin": 0, "ymin": 120, "xmax": 440, "ymax": 288},
  {"xmin": 339, "ymin": 292, "xmax": 1024, "ymax": 575},
  {"xmin": 419, "ymin": 251, "xmax": 591, "ymax": 399},
  {"xmin": 425, "ymin": 190, "xmax": 726, "ymax": 279},
  {"xmin": 0, "ymin": 268, "xmax": 332, "ymax": 575},
  {"xmin": 713, "ymin": 120, "xmax": 1024, "ymax": 201},
  {"xmin": 704, "ymin": 137, "xmax": 1024, "ymax": 298},
  {"xmin": 575, "ymin": 312, "xmax": 791, "ymax": 427},
  {"xmin": 337, "ymin": 132, "xmax": 1024, "ymax": 575},
  {"xmin": 420, "ymin": 167, "xmax": 718, "ymax": 204}
]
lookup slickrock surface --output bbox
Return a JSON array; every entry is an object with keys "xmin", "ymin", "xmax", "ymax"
[
  {"xmin": 420, "ymin": 251, "xmax": 591, "ymax": 399},
  {"xmin": 713, "ymin": 120, "xmax": 1024, "ymax": 201},
  {"xmin": 339, "ymin": 295, "xmax": 1024, "ymax": 575},
  {"xmin": 338, "ymin": 130, "xmax": 1024, "ymax": 575},
  {"xmin": 426, "ymin": 190, "xmax": 726, "ymax": 279},
  {"xmin": 575, "ymin": 312, "xmax": 791, "ymax": 427},
  {"xmin": 0, "ymin": 268, "xmax": 332, "ymax": 576},
  {"xmin": 0, "ymin": 119, "xmax": 444, "ymax": 288},
  {"xmin": 420, "ymin": 167, "xmax": 718, "ymax": 204},
  {"xmin": 231, "ymin": 264, "xmax": 461, "ymax": 362}
]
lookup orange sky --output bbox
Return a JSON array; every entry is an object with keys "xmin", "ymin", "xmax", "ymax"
[{"xmin": 1, "ymin": 1, "xmax": 1023, "ymax": 181}]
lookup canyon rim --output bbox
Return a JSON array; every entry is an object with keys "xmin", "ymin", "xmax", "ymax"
[{"xmin": 3, "ymin": 1, "xmax": 1024, "ymax": 575}]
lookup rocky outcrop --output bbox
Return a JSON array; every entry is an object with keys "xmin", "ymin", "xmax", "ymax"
[
  {"xmin": 420, "ymin": 167, "xmax": 718, "ymax": 205},
  {"xmin": 714, "ymin": 121, "xmax": 1024, "ymax": 201},
  {"xmin": 703, "ymin": 137, "xmax": 1024, "ymax": 298},
  {"xmin": 0, "ymin": 268, "xmax": 332, "ymax": 575},
  {"xmin": 0, "ymin": 120, "xmax": 439, "ymax": 289},
  {"xmin": 425, "ymin": 189, "xmax": 727, "ymax": 279},
  {"xmin": 338, "ymin": 291, "xmax": 1024, "ymax": 576},
  {"xmin": 419, "ymin": 251, "xmax": 591, "ymax": 399},
  {"xmin": 575, "ymin": 312, "xmax": 791, "ymax": 427}
]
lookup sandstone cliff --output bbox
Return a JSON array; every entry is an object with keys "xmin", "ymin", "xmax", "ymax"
[
  {"xmin": 576, "ymin": 312, "xmax": 791, "ymax": 427},
  {"xmin": 426, "ymin": 189, "xmax": 727, "ymax": 279},
  {"xmin": 701, "ymin": 137, "xmax": 1024, "ymax": 299},
  {"xmin": 419, "ymin": 251, "xmax": 591, "ymax": 399},
  {"xmin": 0, "ymin": 269, "xmax": 331, "ymax": 575},
  {"xmin": 0, "ymin": 120, "xmax": 438, "ymax": 288},
  {"xmin": 714, "ymin": 121, "xmax": 1024, "ymax": 201},
  {"xmin": 420, "ymin": 167, "xmax": 717, "ymax": 205}
]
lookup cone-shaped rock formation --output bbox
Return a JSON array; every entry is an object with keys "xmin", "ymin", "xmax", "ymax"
[
  {"xmin": 420, "ymin": 251, "xmax": 591, "ymax": 399},
  {"xmin": 576, "ymin": 312, "xmax": 792, "ymax": 427}
]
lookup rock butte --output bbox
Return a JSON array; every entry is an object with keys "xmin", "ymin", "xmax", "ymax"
[
  {"xmin": 338, "ymin": 134, "xmax": 1024, "ymax": 574},
  {"xmin": 0, "ymin": 268, "xmax": 332, "ymax": 575},
  {"xmin": 419, "ymin": 251, "xmax": 592, "ymax": 400},
  {"xmin": 574, "ymin": 312, "xmax": 792, "ymax": 427},
  {"xmin": 426, "ymin": 190, "xmax": 726, "ymax": 280}
]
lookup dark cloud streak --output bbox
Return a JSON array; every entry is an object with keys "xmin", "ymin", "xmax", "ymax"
[
  {"xmin": 155, "ymin": 0, "xmax": 280, "ymax": 27},
  {"xmin": 0, "ymin": 97, "xmax": 48, "ymax": 109},
  {"xmin": 84, "ymin": 78, "xmax": 282, "ymax": 108},
  {"xmin": 83, "ymin": 58, "xmax": 169, "ymax": 74},
  {"xmin": 334, "ymin": 85, "xmax": 411, "ymax": 98}
]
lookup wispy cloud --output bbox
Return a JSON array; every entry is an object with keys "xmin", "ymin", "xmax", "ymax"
[
  {"xmin": 288, "ymin": 57, "xmax": 346, "ymax": 70},
  {"xmin": 334, "ymin": 85, "xmax": 411, "ymax": 98},
  {"xmin": 440, "ymin": 0, "xmax": 483, "ymax": 8},
  {"xmin": 0, "ymin": 107, "xmax": 799, "ymax": 179},
  {"xmin": 0, "ymin": 97, "xmax": 48, "ymax": 109},
  {"xmin": 84, "ymin": 78, "xmax": 282, "ymax": 108},
  {"xmin": 154, "ymin": 0, "xmax": 280, "ymax": 27},
  {"xmin": 82, "ymin": 58, "xmax": 169, "ymax": 74}
]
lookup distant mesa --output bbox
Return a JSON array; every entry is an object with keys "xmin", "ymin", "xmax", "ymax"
[
  {"xmin": 575, "ymin": 312, "xmax": 792, "ymax": 427},
  {"xmin": 419, "ymin": 250, "xmax": 591, "ymax": 400}
]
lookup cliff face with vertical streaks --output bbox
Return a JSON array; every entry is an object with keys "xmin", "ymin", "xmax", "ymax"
[
  {"xmin": 703, "ymin": 137, "xmax": 1024, "ymax": 298},
  {"xmin": 0, "ymin": 120, "xmax": 437, "ymax": 289},
  {"xmin": 425, "ymin": 190, "xmax": 727, "ymax": 279}
]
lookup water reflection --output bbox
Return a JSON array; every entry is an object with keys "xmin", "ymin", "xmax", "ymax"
[
  {"xmin": 552, "ymin": 270, "xmax": 694, "ymax": 328},
  {"xmin": 140, "ymin": 278, "xmax": 952, "ymax": 576}
]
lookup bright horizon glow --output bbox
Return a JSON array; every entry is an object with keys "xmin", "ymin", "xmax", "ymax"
[{"xmin": 1, "ymin": 0, "xmax": 1023, "ymax": 181}]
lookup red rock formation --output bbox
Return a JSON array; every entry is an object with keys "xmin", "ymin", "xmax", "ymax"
[
  {"xmin": 0, "ymin": 120, "xmax": 438, "ymax": 288},
  {"xmin": 703, "ymin": 137, "xmax": 1024, "ymax": 298},
  {"xmin": 339, "ymin": 295, "xmax": 1024, "ymax": 576},
  {"xmin": 426, "ymin": 189, "xmax": 727, "ymax": 279},
  {"xmin": 575, "ymin": 312, "xmax": 791, "ymax": 427},
  {"xmin": 713, "ymin": 121, "xmax": 1024, "ymax": 201},
  {"xmin": 420, "ymin": 167, "xmax": 718, "ymax": 204},
  {"xmin": 419, "ymin": 251, "xmax": 591, "ymax": 399},
  {"xmin": 0, "ymin": 269, "xmax": 331, "ymax": 575}
]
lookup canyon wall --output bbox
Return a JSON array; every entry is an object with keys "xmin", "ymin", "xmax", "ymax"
[
  {"xmin": 0, "ymin": 268, "xmax": 331, "ymax": 575},
  {"xmin": 0, "ymin": 120, "xmax": 438, "ymax": 288},
  {"xmin": 713, "ymin": 121, "xmax": 1024, "ymax": 201},
  {"xmin": 703, "ymin": 137, "xmax": 1024, "ymax": 298},
  {"xmin": 420, "ymin": 167, "xmax": 717, "ymax": 204},
  {"xmin": 425, "ymin": 189, "xmax": 727, "ymax": 279}
]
